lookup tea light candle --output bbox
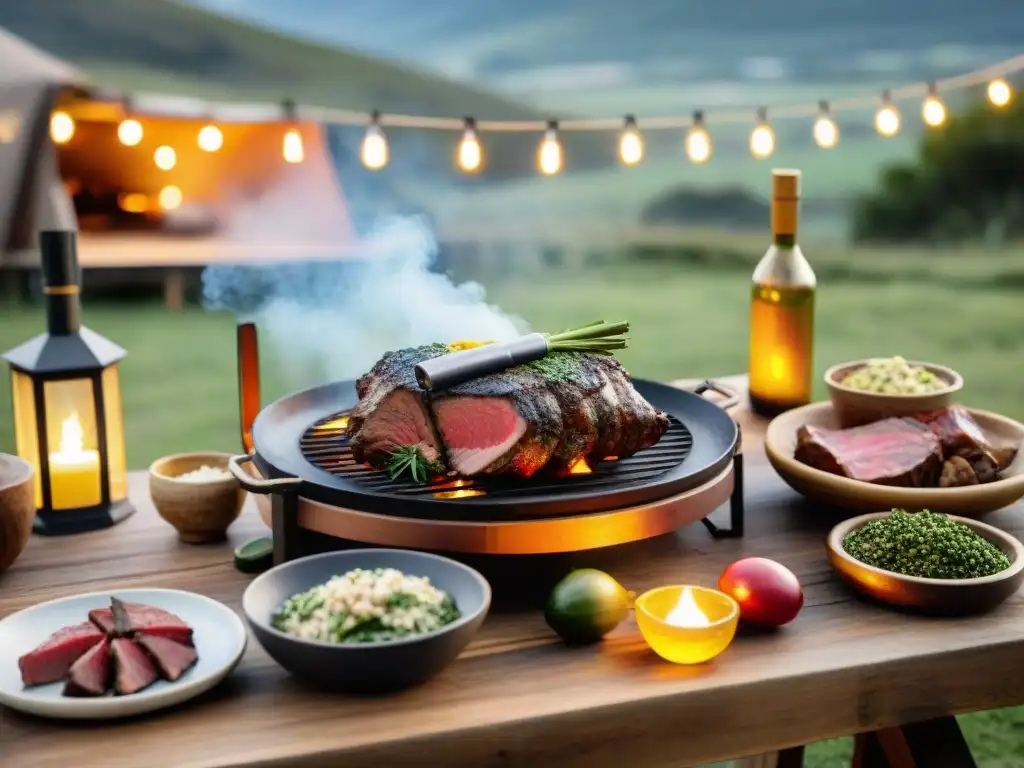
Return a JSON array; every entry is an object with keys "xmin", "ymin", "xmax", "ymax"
[
  {"xmin": 635, "ymin": 585, "xmax": 739, "ymax": 665},
  {"xmin": 49, "ymin": 413, "xmax": 101, "ymax": 510}
]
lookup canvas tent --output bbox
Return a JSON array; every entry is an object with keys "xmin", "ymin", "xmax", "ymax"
[{"xmin": 0, "ymin": 26, "xmax": 355, "ymax": 271}]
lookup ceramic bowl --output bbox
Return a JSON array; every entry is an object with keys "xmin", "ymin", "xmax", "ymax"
[
  {"xmin": 824, "ymin": 359, "xmax": 962, "ymax": 428},
  {"xmin": 827, "ymin": 512, "xmax": 1024, "ymax": 615},
  {"xmin": 149, "ymin": 452, "xmax": 246, "ymax": 543},
  {"xmin": 765, "ymin": 402, "xmax": 1024, "ymax": 516},
  {"xmin": 0, "ymin": 454, "xmax": 35, "ymax": 572},
  {"xmin": 243, "ymin": 549, "xmax": 490, "ymax": 693},
  {"xmin": 634, "ymin": 585, "xmax": 739, "ymax": 665}
]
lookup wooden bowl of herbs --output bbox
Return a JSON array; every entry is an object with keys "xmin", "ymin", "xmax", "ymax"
[{"xmin": 827, "ymin": 509, "xmax": 1024, "ymax": 615}]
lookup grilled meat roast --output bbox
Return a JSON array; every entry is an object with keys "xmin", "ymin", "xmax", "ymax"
[
  {"xmin": 795, "ymin": 405, "xmax": 1019, "ymax": 488},
  {"xmin": 347, "ymin": 344, "xmax": 669, "ymax": 478}
]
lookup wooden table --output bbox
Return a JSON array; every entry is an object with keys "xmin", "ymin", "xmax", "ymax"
[{"xmin": 2, "ymin": 376, "xmax": 1022, "ymax": 768}]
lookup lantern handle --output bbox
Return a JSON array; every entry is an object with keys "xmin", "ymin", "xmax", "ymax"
[{"xmin": 227, "ymin": 454, "xmax": 302, "ymax": 494}]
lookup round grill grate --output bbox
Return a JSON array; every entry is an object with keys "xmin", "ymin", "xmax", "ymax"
[{"xmin": 299, "ymin": 412, "xmax": 694, "ymax": 500}]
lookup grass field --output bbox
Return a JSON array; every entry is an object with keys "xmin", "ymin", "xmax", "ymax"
[{"xmin": 2, "ymin": 261, "xmax": 1024, "ymax": 767}]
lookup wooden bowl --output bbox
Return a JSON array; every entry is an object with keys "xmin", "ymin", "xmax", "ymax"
[
  {"xmin": 824, "ymin": 359, "xmax": 962, "ymax": 427},
  {"xmin": 765, "ymin": 402, "xmax": 1024, "ymax": 516},
  {"xmin": 827, "ymin": 512, "xmax": 1024, "ymax": 614},
  {"xmin": 149, "ymin": 453, "xmax": 246, "ymax": 543},
  {"xmin": 0, "ymin": 455, "xmax": 35, "ymax": 572}
]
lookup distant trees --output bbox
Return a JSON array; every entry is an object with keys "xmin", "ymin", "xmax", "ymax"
[{"xmin": 851, "ymin": 98, "xmax": 1024, "ymax": 244}]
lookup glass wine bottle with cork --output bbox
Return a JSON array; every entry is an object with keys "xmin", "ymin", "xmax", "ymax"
[{"xmin": 748, "ymin": 169, "xmax": 816, "ymax": 417}]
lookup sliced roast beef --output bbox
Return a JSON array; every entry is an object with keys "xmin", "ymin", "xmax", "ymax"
[
  {"xmin": 913, "ymin": 405, "xmax": 1019, "ymax": 483},
  {"xmin": 111, "ymin": 638, "xmax": 158, "ymax": 695},
  {"xmin": 18, "ymin": 622, "xmax": 106, "ymax": 686},
  {"xmin": 795, "ymin": 418, "xmax": 944, "ymax": 487},
  {"xmin": 347, "ymin": 345, "xmax": 669, "ymax": 478},
  {"xmin": 90, "ymin": 601, "xmax": 194, "ymax": 646},
  {"xmin": 64, "ymin": 637, "xmax": 111, "ymax": 697},
  {"xmin": 135, "ymin": 634, "xmax": 199, "ymax": 681}
]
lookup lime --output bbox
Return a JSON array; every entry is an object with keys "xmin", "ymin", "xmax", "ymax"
[
  {"xmin": 544, "ymin": 569, "xmax": 632, "ymax": 645},
  {"xmin": 234, "ymin": 537, "xmax": 274, "ymax": 574}
]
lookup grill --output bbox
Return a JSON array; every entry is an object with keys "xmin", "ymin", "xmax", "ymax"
[
  {"xmin": 300, "ymin": 413, "xmax": 695, "ymax": 502},
  {"xmin": 230, "ymin": 323, "xmax": 746, "ymax": 563}
]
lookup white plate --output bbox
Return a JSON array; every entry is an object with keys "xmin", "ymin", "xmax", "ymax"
[{"xmin": 0, "ymin": 588, "xmax": 246, "ymax": 719}]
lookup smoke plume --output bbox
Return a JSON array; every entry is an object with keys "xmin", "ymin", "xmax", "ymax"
[{"xmin": 201, "ymin": 213, "xmax": 529, "ymax": 386}]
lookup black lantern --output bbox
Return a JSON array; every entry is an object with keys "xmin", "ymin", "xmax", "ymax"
[{"xmin": 2, "ymin": 230, "xmax": 134, "ymax": 535}]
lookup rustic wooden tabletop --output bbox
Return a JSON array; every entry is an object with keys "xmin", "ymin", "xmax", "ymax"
[{"xmin": 1, "ymin": 376, "xmax": 1021, "ymax": 768}]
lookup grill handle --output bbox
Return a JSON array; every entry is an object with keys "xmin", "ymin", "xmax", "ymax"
[
  {"xmin": 228, "ymin": 454, "xmax": 302, "ymax": 495},
  {"xmin": 237, "ymin": 323, "xmax": 262, "ymax": 454},
  {"xmin": 692, "ymin": 379, "xmax": 740, "ymax": 411}
]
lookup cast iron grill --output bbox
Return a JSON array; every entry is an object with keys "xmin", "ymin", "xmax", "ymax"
[{"xmin": 299, "ymin": 412, "xmax": 695, "ymax": 499}]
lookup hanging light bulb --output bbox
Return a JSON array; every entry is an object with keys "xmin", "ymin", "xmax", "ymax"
[
  {"xmin": 686, "ymin": 111, "xmax": 712, "ymax": 164},
  {"xmin": 987, "ymin": 78, "xmax": 1012, "ymax": 108},
  {"xmin": 875, "ymin": 90, "xmax": 901, "ymax": 137},
  {"xmin": 538, "ymin": 120, "xmax": 563, "ymax": 176},
  {"xmin": 158, "ymin": 185, "xmax": 182, "ymax": 211},
  {"xmin": 813, "ymin": 100, "xmax": 839, "ymax": 149},
  {"xmin": 360, "ymin": 110, "xmax": 389, "ymax": 171},
  {"xmin": 154, "ymin": 145, "xmax": 176, "ymax": 171},
  {"xmin": 50, "ymin": 111, "xmax": 74, "ymax": 144},
  {"xmin": 279, "ymin": 99, "xmax": 305, "ymax": 163},
  {"xmin": 618, "ymin": 114, "xmax": 643, "ymax": 166},
  {"xmin": 750, "ymin": 108, "xmax": 775, "ymax": 159},
  {"xmin": 197, "ymin": 123, "xmax": 223, "ymax": 152},
  {"xmin": 455, "ymin": 117, "xmax": 482, "ymax": 173},
  {"xmin": 922, "ymin": 82, "xmax": 947, "ymax": 128},
  {"xmin": 117, "ymin": 118, "xmax": 143, "ymax": 147}
]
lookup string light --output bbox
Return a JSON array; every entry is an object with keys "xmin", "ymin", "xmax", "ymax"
[
  {"xmin": 280, "ymin": 99, "xmax": 304, "ymax": 163},
  {"xmin": 455, "ymin": 117, "xmax": 482, "ymax": 173},
  {"xmin": 50, "ymin": 111, "xmax": 74, "ymax": 144},
  {"xmin": 922, "ymin": 82, "xmax": 947, "ymax": 128},
  {"xmin": 538, "ymin": 120, "xmax": 563, "ymax": 176},
  {"xmin": 117, "ymin": 118, "xmax": 143, "ymax": 146},
  {"xmin": 618, "ymin": 114, "xmax": 643, "ymax": 166},
  {"xmin": 361, "ymin": 110, "xmax": 389, "ymax": 170},
  {"xmin": 750, "ymin": 108, "xmax": 775, "ymax": 159},
  {"xmin": 154, "ymin": 145, "xmax": 176, "ymax": 171},
  {"xmin": 813, "ymin": 100, "xmax": 839, "ymax": 149},
  {"xmin": 158, "ymin": 185, "xmax": 182, "ymax": 211},
  {"xmin": 686, "ymin": 111, "xmax": 712, "ymax": 164},
  {"xmin": 987, "ymin": 78, "xmax": 1012, "ymax": 107},
  {"xmin": 197, "ymin": 124, "xmax": 223, "ymax": 152},
  {"xmin": 875, "ymin": 90, "xmax": 901, "ymax": 137}
]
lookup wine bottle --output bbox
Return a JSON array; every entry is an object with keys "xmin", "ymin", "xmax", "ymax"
[{"xmin": 748, "ymin": 169, "xmax": 817, "ymax": 417}]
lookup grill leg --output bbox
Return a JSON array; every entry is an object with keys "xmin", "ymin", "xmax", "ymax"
[
  {"xmin": 271, "ymin": 492, "xmax": 301, "ymax": 565},
  {"xmin": 701, "ymin": 425, "xmax": 745, "ymax": 539}
]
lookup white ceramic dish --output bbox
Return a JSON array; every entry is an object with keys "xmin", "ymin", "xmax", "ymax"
[{"xmin": 0, "ymin": 588, "xmax": 246, "ymax": 719}]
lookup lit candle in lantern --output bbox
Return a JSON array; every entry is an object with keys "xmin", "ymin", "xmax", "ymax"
[
  {"xmin": 635, "ymin": 585, "xmax": 739, "ymax": 664},
  {"xmin": 49, "ymin": 412, "xmax": 101, "ymax": 510}
]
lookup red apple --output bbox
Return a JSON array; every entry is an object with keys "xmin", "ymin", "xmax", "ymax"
[{"xmin": 718, "ymin": 557, "xmax": 803, "ymax": 627}]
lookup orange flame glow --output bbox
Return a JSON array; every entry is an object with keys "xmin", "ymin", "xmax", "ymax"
[{"xmin": 568, "ymin": 458, "xmax": 592, "ymax": 474}]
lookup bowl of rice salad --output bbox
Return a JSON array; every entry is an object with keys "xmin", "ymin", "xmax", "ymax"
[{"xmin": 243, "ymin": 549, "xmax": 490, "ymax": 692}]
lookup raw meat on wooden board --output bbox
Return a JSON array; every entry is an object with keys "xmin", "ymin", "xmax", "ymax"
[
  {"xmin": 17, "ymin": 622, "xmax": 105, "ymax": 686},
  {"xmin": 348, "ymin": 345, "xmax": 669, "ymax": 478}
]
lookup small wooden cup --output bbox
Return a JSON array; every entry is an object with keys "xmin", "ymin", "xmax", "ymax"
[
  {"xmin": 827, "ymin": 512, "xmax": 1024, "ymax": 615},
  {"xmin": 824, "ymin": 359, "xmax": 962, "ymax": 428},
  {"xmin": 0, "ymin": 454, "xmax": 35, "ymax": 572},
  {"xmin": 149, "ymin": 452, "xmax": 246, "ymax": 543}
]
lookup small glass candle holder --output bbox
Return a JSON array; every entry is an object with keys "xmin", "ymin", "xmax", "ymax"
[{"xmin": 635, "ymin": 585, "xmax": 739, "ymax": 665}]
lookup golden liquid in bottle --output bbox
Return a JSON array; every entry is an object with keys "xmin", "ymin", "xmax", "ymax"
[
  {"xmin": 748, "ymin": 168, "xmax": 816, "ymax": 417},
  {"xmin": 748, "ymin": 284, "xmax": 815, "ymax": 416}
]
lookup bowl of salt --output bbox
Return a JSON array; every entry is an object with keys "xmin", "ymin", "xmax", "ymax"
[{"xmin": 149, "ymin": 452, "xmax": 247, "ymax": 543}]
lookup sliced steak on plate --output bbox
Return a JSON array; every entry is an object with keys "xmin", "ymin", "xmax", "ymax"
[
  {"xmin": 64, "ymin": 637, "xmax": 111, "ymax": 697},
  {"xmin": 795, "ymin": 417, "xmax": 944, "ymax": 487},
  {"xmin": 135, "ymin": 634, "xmax": 199, "ymax": 681},
  {"xmin": 111, "ymin": 638, "xmax": 159, "ymax": 695},
  {"xmin": 18, "ymin": 621, "xmax": 106, "ymax": 686}
]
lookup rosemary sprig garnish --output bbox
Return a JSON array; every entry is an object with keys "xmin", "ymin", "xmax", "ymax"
[
  {"xmin": 386, "ymin": 445, "xmax": 441, "ymax": 484},
  {"xmin": 543, "ymin": 320, "xmax": 629, "ymax": 355}
]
